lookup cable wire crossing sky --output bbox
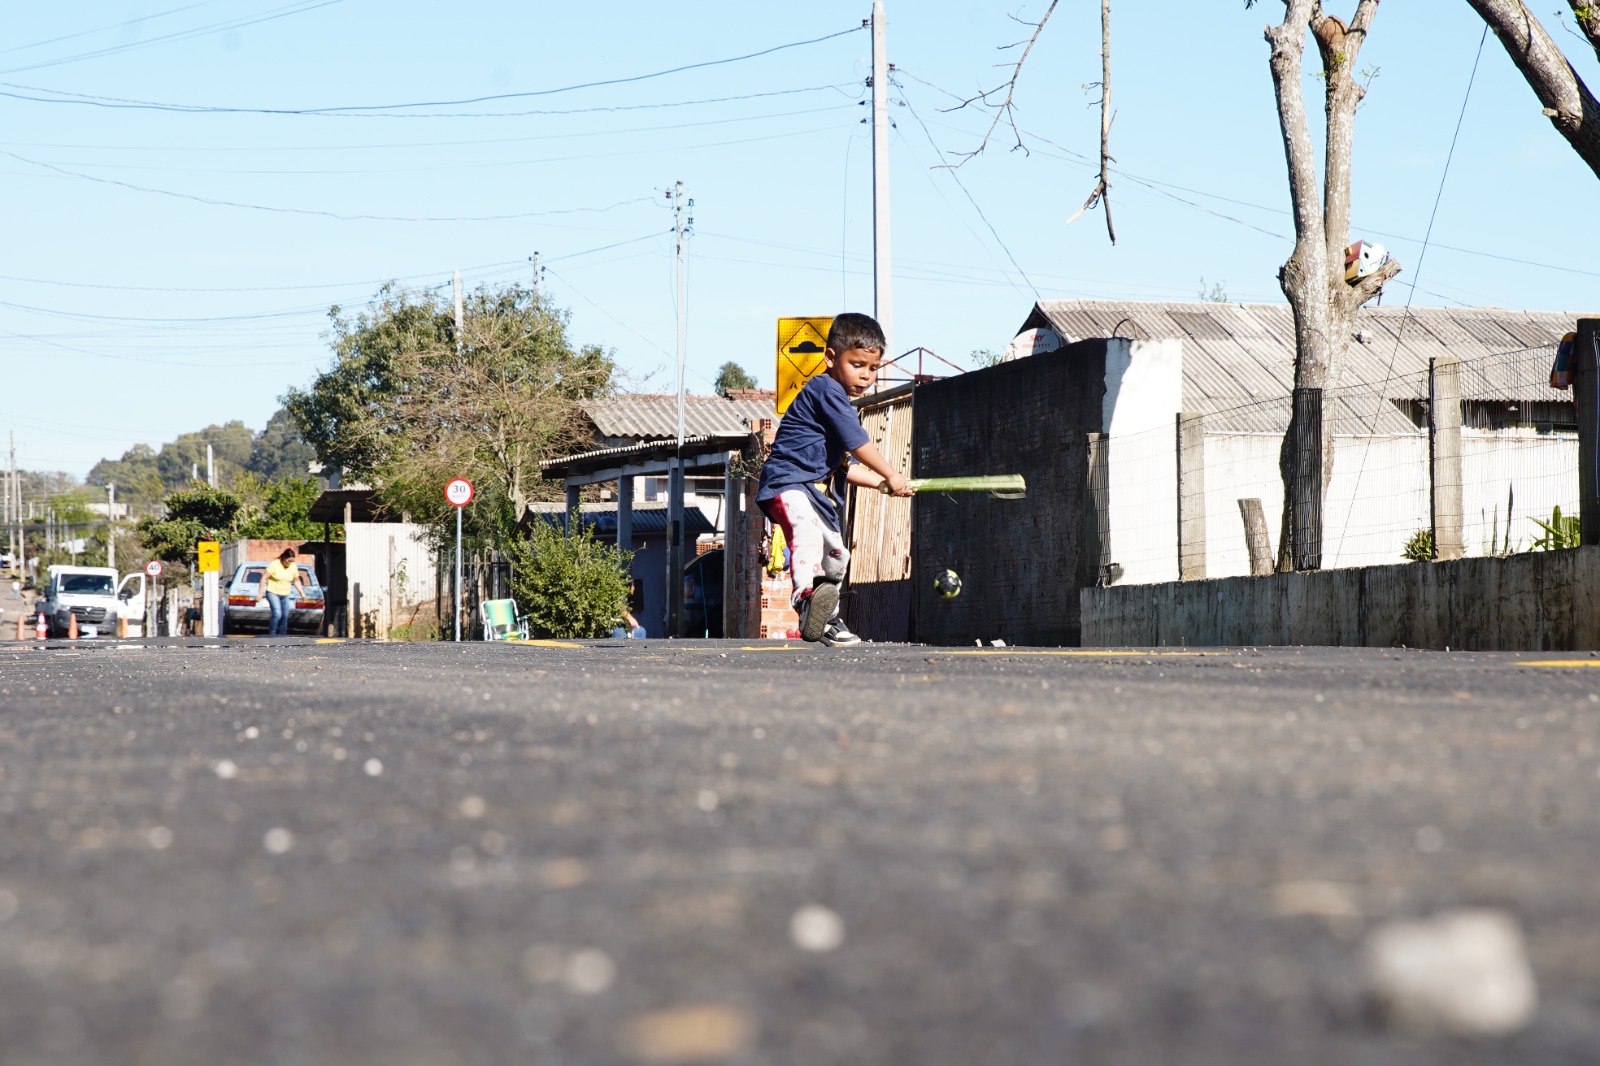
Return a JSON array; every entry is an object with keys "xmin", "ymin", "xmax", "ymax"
[{"xmin": 2, "ymin": 2, "xmax": 1597, "ymax": 476}]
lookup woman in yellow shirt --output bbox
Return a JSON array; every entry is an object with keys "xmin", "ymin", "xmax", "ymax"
[{"xmin": 261, "ymin": 549, "xmax": 306, "ymax": 637}]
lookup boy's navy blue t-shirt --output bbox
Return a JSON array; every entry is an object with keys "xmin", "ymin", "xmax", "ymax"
[{"xmin": 757, "ymin": 372, "xmax": 869, "ymax": 529}]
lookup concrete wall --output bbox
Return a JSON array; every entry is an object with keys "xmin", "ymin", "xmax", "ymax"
[
  {"xmin": 1081, "ymin": 546, "xmax": 1600, "ymax": 651},
  {"xmin": 911, "ymin": 338, "xmax": 1110, "ymax": 646}
]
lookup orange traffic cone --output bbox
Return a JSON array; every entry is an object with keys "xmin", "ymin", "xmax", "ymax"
[
  {"xmin": 35, "ymin": 610, "xmax": 46, "ymax": 640},
  {"xmin": 67, "ymin": 612, "xmax": 78, "ymax": 639},
  {"xmin": 117, "ymin": 615, "xmax": 128, "ymax": 639}
]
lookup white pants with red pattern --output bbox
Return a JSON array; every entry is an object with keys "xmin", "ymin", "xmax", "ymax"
[{"xmin": 761, "ymin": 488, "xmax": 848, "ymax": 612}]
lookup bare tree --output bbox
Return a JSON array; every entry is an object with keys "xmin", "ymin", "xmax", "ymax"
[
  {"xmin": 1259, "ymin": 0, "xmax": 1400, "ymax": 569},
  {"xmin": 1465, "ymin": 1, "xmax": 1600, "ymax": 180},
  {"xmin": 950, "ymin": 1, "xmax": 1117, "ymax": 243}
]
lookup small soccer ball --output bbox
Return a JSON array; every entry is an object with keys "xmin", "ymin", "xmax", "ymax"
[{"xmin": 933, "ymin": 569, "xmax": 962, "ymax": 599}]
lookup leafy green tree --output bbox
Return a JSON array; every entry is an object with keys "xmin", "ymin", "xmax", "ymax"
[
  {"xmin": 87, "ymin": 444, "xmax": 164, "ymax": 510},
  {"xmin": 247, "ymin": 408, "xmax": 319, "ymax": 483},
  {"xmin": 505, "ymin": 515, "xmax": 633, "ymax": 638},
  {"xmin": 134, "ymin": 485, "xmax": 245, "ymax": 570},
  {"xmin": 155, "ymin": 423, "xmax": 253, "ymax": 489},
  {"xmin": 236, "ymin": 476, "xmax": 328, "ymax": 541},
  {"xmin": 286, "ymin": 282, "xmax": 614, "ymax": 548},
  {"xmin": 713, "ymin": 361, "xmax": 758, "ymax": 396}
]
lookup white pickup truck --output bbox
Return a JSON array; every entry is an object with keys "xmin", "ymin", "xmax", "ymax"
[{"xmin": 41, "ymin": 565, "xmax": 146, "ymax": 637}]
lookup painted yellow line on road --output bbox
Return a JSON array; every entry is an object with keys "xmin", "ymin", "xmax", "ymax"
[
  {"xmin": 1518, "ymin": 659, "xmax": 1600, "ymax": 667},
  {"xmin": 507, "ymin": 638, "xmax": 586, "ymax": 649},
  {"xmin": 942, "ymin": 649, "xmax": 1211, "ymax": 657},
  {"xmin": 314, "ymin": 638, "xmax": 345, "ymax": 645}
]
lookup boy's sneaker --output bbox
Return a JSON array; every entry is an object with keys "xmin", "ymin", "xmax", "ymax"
[
  {"xmin": 799, "ymin": 581, "xmax": 840, "ymax": 643},
  {"xmin": 818, "ymin": 616, "xmax": 862, "ymax": 647}
]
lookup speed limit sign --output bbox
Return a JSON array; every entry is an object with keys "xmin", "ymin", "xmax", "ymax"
[
  {"xmin": 444, "ymin": 478, "xmax": 474, "ymax": 507},
  {"xmin": 145, "ymin": 560, "xmax": 163, "ymax": 578}
]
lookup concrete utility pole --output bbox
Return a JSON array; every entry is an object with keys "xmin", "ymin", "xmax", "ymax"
[
  {"xmin": 5, "ymin": 432, "xmax": 12, "ymax": 568},
  {"xmin": 9, "ymin": 433, "xmax": 21, "ymax": 578},
  {"xmin": 529, "ymin": 252, "xmax": 541, "ymax": 303},
  {"xmin": 206, "ymin": 444, "xmax": 215, "ymax": 488},
  {"xmin": 666, "ymin": 181, "xmax": 691, "ymax": 637},
  {"xmin": 871, "ymin": 0, "xmax": 893, "ymax": 355},
  {"xmin": 107, "ymin": 483, "xmax": 116, "ymax": 570}
]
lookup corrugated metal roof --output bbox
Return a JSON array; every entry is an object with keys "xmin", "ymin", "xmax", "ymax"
[
  {"xmin": 1028, "ymin": 300, "xmax": 1576, "ymax": 434},
  {"xmin": 585, "ymin": 393, "xmax": 774, "ymax": 440},
  {"xmin": 523, "ymin": 501, "xmax": 714, "ymax": 537},
  {"xmin": 541, "ymin": 432, "xmax": 747, "ymax": 477}
]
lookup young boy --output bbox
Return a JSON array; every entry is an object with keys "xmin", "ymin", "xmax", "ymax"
[{"xmin": 758, "ymin": 312, "xmax": 913, "ymax": 646}]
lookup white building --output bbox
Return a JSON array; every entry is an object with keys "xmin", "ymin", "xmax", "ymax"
[{"xmin": 1010, "ymin": 300, "xmax": 1578, "ymax": 583}]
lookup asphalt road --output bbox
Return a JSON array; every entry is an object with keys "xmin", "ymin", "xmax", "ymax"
[{"xmin": 1, "ymin": 635, "xmax": 1598, "ymax": 1065}]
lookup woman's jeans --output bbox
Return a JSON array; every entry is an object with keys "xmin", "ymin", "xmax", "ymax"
[{"xmin": 266, "ymin": 592, "xmax": 293, "ymax": 636}]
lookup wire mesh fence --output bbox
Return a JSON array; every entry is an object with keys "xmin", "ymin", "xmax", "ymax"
[{"xmin": 1094, "ymin": 339, "xmax": 1577, "ymax": 583}]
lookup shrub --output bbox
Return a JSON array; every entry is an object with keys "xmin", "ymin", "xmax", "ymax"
[
  {"xmin": 1530, "ymin": 505, "xmax": 1581, "ymax": 551},
  {"xmin": 504, "ymin": 514, "xmax": 633, "ymax": 638},
  {"xmin": 1402, "ymin": 528, "xmax": 1433, "ymax": 562}
]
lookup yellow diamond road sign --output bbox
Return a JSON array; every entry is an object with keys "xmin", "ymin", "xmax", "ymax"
[{"xmin": 775, "ymin": 316, "xmax": 832, "ymax": 415}]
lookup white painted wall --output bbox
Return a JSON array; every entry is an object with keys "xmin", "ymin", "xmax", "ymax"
[
  {"xmin": 1104, "ymin": 338, "xmax": 1183, "ymax": 584},
  {"xmin": 1201, "ymin": 433, "xmax": 1286, "ymax": 578},
  {"xmin": 1463, "ymin": 432, "xmax": 1580, "ymax": 555},
  {"xmin": 1114, "ymin": 427, "xmax": 1580, "ymax": 584}
]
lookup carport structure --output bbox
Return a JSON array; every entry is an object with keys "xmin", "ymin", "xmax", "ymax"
[{"xmin": 541, "ymin": 432, "xmax": 752, "ymax": 636}]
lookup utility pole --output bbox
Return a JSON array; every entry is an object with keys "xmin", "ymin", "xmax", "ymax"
[
  {"xmin": 6, "ymin": 432, "xmax": 14, "ymax": 570},
  {"xmin": 206, "ymin": 444, "xmax": 215, "ymax": 488},
  {"xmin": 106, "ymin": 483, "xmax": 116, "ymax": 569},
  {"xmin": 529, "ymin": 252, "xmax": 541, "ymax": 304},
  {"xmin": 666, "ymin": 181, "xmax": 692, "ymax": 638},
  {"xmin": 9, "ymin": 434, "xmax": 20, "ymax": 579},
  {"xmin": 871, "ymin": 0, "xmax": 893, "ymax": 356},
  {"xmin": 453, "ymin": 269, "xmax": 465, "ymax": 642}
]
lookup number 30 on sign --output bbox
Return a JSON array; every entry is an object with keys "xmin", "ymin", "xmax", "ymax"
[{"xmin": 444, "ymin": 478, "xmax": 474, "ymax": 507}]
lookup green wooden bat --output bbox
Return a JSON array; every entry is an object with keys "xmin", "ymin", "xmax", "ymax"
[{"xmin": 880, "ymin": 474, "xmax": 1027, "ymax": 499}]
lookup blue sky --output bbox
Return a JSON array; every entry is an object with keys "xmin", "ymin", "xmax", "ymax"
[{"xmin": 4, "ymin": 2, "xmax": 1598, "ymax": 479}]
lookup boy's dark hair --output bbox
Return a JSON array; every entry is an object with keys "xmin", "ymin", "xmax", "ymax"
[{"xmin": 827, "ymin": 312, "xmax": 887, "ymax": 354}]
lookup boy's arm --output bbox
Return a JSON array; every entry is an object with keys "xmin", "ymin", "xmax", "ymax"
[{"xmin": 847, "ymin": 441, "xmax": 912, "ymax": 496}]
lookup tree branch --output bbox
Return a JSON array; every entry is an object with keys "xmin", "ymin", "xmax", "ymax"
[
  {"xmin": 943, "ymin": 0, "xmax": 1060, "ymax": 164},
  {"xmin": 1467, "ymin": 0, "xmax": 1600, "ymax": 182},
  {"xmin": 1066, "ymin": 0, "xmax": 1117, "ymax": 243},
  {"xmin": 1566, "ymin": 0, "xmax": 1600, "ymax": 64}
]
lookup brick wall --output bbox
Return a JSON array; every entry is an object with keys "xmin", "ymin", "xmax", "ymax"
[
  {"xmin": 911, "ymin": 339, "xmax": 1109, "ymax": 646},
  {"xmin": 724, "ymin": 421, "xmax": 800, "ymax": 639}
]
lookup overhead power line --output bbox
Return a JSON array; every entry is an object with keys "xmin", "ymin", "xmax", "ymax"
[
  {"xmin": 0, "ymin": 0, "xmax": 346, "ymax": 76},
  {"xmin": 2, "ymin": 84, "xmax": 861, "ymax": 146},
  {"xmin": 0, "ymin": 25, "xmax": 864, "ymax": 115}
]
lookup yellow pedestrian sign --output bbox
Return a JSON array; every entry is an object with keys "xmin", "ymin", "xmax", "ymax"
[
  {"xmin": 196, "ymin": 540, "xmax": 220, "ymax": 573},
  {"xmin": 775, "ymin": 316, "xmax": 832, "ymax": 414}
]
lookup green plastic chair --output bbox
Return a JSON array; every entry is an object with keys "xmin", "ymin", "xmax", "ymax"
[{"xmin": 480, "ymin": 598, "xmax": 529, "ymax": 641}]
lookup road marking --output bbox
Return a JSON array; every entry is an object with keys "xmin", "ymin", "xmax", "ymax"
[
  {"xmin": 942, "ymin": 649, "xmax": 1211, "ymax": 657},
  {"xmin": 1517, "ymin": 660, "xmax": 1600, "ymax": 667},
  {"xmin": 507, "ymin": 638, "xmax": 586, "ymax": 649},
  {"xmin": 314, "ymin": 638, "xmax": 344, "ymax": 645},
  {"xmin": 738, "ymin": 645, "xmax": 803, "ymax": 651}
]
